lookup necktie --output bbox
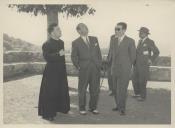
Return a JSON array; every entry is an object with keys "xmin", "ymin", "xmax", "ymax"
[
  {"xmin": 118, "ymin": 38, "xmax": 121, "ymax": 45},
  {"xmin": 137, "ymin": 39, "xmax": 143, "ymax": 48},
  {"xmin": 86, "ymin": 37, "xmax": 90, "ymax": 47}
]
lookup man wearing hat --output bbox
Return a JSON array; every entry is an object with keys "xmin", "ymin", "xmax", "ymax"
[{"xmin": 132, "ymin": 27, "xmax": 159, "ymax": 101}]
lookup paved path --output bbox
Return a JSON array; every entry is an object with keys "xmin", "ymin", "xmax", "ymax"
[{"xmin": 3, "ymin": 75, "xmax": 171, "ymax": 124}]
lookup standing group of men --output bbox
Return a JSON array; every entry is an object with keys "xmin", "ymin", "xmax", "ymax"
[
  {"xmin": 71, "ymin": 22, "xmax": 159, "ymax": 116},
  {"xmin": 38, "ymin": 22, "xmax": 160, "ymax": 121}
]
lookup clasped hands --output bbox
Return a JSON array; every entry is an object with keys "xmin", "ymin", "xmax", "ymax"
[{"xmin": 56, "ymin": 49, "xmax": 65, "ymax": 56}]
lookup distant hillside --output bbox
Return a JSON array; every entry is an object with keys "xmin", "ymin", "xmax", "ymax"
[
  {"xmin": 3, "ymin": 33, "xmax": 110, "ymax": 55},
  {"xmin": 3, "ymin": 33, "xmax": 41, "ymax": 52}
]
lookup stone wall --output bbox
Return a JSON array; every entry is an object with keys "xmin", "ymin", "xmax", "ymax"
[
  {"xmin": 3, "ymin": 51, "xmax": 171, "ymax": 82},
  {"xmin": 3, "ymin": 51, "xmax": 171, "ymax": 66}
]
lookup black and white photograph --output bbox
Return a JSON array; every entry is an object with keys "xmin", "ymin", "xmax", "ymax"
[{"xmin": 1, "ymin": 0, "xmax": 175, "ymax": 126}]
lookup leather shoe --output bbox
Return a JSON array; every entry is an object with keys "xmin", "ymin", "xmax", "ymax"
[
  {"xmin": 43, "ymin": 117, "xmax": 54, "ymax": 121},
  {"xmin": 132, "ymin": 94, "xmax": 140, "ymax": 98},
  {"xmin": 137, "ymin": 97, "xmax": 145, "ymax": 101},
  {"xmin": 89, "ymin": 109, "xmax": 99, "ymax": 114},
  {"xmin": 79, "ymin": 111, "xmax": 87, "ymax": 115},
  {"xmin": 112, "ymin": 107, "xmax": 119, "ymax": 111},
  {"xmin": 120, "ymin": 110, "xmax": 126, "ymax": 116},
  {"xmin": 109, "ymin": 92, "xmax": 114, "ymax": 96}
]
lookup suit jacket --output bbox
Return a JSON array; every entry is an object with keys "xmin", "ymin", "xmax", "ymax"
[
  {"xmin": 108, "ymin": 35, "xmax": 136, "ymax": 76},
  {"xmin": 136, "ymin": 37, "xmax": 159, "ymax": 66},
  {"xmin": 71, "ymin": 36, "xmax": 102, "ymax": 70}
]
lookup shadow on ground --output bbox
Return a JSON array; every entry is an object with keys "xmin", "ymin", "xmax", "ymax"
[
  {"xmin": 3, "ymin": 75, "xmax": 171, "ymax": 124},
  {"xmin": 51, "ymin": 88, "xmax": 171, "ymax": 124}
]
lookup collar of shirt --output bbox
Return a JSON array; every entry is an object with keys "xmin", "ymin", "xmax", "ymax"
[
  {"xmin": 141, "ymin": 37, "xmax": 148, "ymax": 43},
  {"xmin": 50, "ymin": 36, "xmax": 60, "ymax": 41},
  {"xmin": 118, "ymin": 34, "xmax": 125, "ymax": 42},
  {"xmin": 114, "ymin": 34, "xmax": 118, "ymax": 38},
  {"xmin": 81, "ymin": 36, "xmax": 89, "ymax": 43}
]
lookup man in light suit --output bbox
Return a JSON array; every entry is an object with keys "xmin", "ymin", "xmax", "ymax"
[
  {"xmin": 132, "ymin": 27, "xmax": 159, "ymax": 101},
  {"xmin": 108, "ymin": 22, "xmax": 136, "ymax": 115},
  {"xmin": 71, "ymin": 23, "xmax": 102, "ymax": 115}
]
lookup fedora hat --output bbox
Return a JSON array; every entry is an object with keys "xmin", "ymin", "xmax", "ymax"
[{"xmin": 138, "ymin": 27, "xmax": 150, "ymax": 34}]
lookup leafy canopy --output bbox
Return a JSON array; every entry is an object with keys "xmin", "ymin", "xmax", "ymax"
[{"xmin": 8, "ymin": 4, "xmax": 96, "ymax": 17}]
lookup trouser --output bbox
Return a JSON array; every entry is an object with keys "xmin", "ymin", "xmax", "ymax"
[
  {"xmin": 107, "ymin": 68, "xmax": 114, "ymax": 92},
  {"xmin": 78, "ymin": 62, "xmax": 100, "ymax": 111},
  {"xmin": 132, "ymin": 64, "xmax": 149, "ymax": 99},
  {"xmin": 112, "ymin": 72, "xmax": 130, "ymax": 111}
]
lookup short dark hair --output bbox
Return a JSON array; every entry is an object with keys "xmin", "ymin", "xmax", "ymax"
[
  {"xmin": 117, "ymin": 22, "xmax": 127, "ymax": 30},
  {"xmin": 76, "ymin": 23, "xmax": 87, "ymax": 31},
  {"xmin": 76, "ymin": 23, "xmax": 81, "ymax": 31},
  {"xmin": 47, "ymin": 23, "xmax": 58, "ymax": 34}
]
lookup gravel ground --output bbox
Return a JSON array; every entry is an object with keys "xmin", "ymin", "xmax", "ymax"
[{"xmin": 3, "ymin": 75, "xmax": 171, "ymax": 124}]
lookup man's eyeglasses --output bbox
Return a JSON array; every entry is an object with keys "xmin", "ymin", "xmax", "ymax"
[{"xmin": 115, "ymin": 28, "xmax": 122, "ymax": 31}]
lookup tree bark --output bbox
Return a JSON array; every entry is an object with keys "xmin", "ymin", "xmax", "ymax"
[{"xmin": 46, "ymin": 10, "xmax": 59, "ymax": 39}]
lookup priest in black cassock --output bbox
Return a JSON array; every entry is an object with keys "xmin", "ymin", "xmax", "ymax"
[{"xmin": 38, "ymin": 23, "xmax": 70, "ymax": 121}]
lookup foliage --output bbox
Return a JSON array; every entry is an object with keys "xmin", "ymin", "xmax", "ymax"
[{"xmin": 8, "ymin": 4, "xmax": 96, "ymax": 17}]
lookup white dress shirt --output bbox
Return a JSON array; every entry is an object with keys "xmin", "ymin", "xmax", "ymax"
[
  {"xmin": 118, "ymin": 34, "xmax": 125, "ymax": 45},
  {"xmin": 140, "ymin": 36, "xmax": 148, "ymax": 44},
  {"xmin": 81, "ymin": 36, "xmax": 90, "ymax": 46}
]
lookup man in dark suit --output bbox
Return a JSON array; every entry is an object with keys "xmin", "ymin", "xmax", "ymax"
[
  {"xmin": 107, "ymin": 65, "xmax": 114, "ymax": 96},
  {"xmin": 107, "ymin": 49, "xmax": 114, "ymax": 96},
  {"xmin": 71, "ymin": 23, "xmax": 102, "ymax": 115},
  {"xmin": 132, "ymin": 27, "xmax": 160, "ymax": 101},
  {"xmin": 108, "ymin": 22, "xmax": 136, "ymax": 115}
]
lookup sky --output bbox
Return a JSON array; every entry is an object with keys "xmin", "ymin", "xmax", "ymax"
[{"xmin": 1, "ymin": 0, "xmax": 175, "ymax": 56}]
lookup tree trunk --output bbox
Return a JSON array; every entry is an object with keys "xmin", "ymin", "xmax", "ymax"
[{"xmin": 46, "ymin": 10, "xmax": 59, "ymax": 38}]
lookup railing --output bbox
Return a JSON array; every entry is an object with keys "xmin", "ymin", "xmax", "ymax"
[{"xmin": 3, "ymin": 51, "xmax": 171, "ymax": 82}]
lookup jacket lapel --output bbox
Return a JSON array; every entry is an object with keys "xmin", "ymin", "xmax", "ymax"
[
  {"xmin": 137, "ymin": 40, "xmax": 142, "ymax": 49},
  {"xmin": 118, "ymin": 36, "xmax": 127, "ymax": 47},
  {"xmin": 137, "ymin": 37, "xmax": 148, "ymax": 49},
  {"xmin": 142, "ymin": 38, "xmax": 149, "ymax": 46},
  {"xmin": 116, "ymin": 36, "xmax": 127, "ymax": 54},
  {"xmin": 114, "ymin": 36, "xmax": 127, "ymax": 58},
  {"xmin": 112, "ymin": 37, "xmax": 119, "ymax": 60},
  {"xmin": 79, "ymin": 37, "xmax": 89, "ymax": 49},
  {"xmin": 88, "ymin": 36, "xmax": 92, "ymax": 47}
]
